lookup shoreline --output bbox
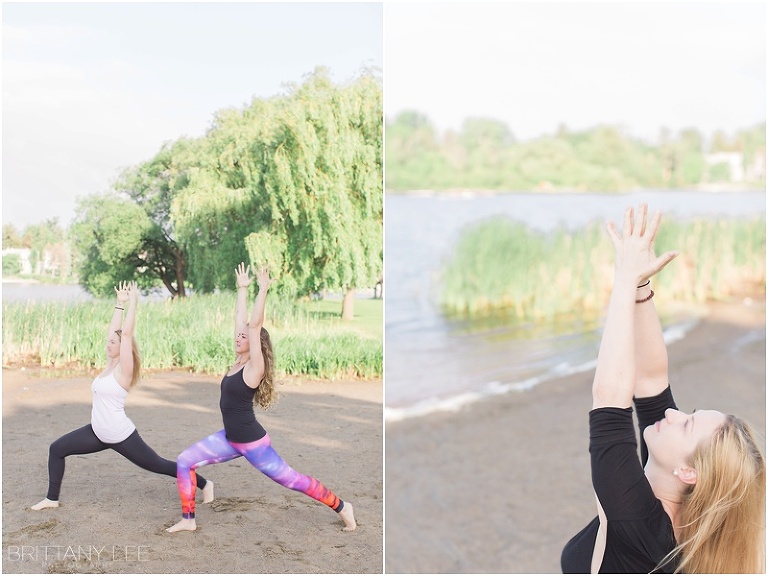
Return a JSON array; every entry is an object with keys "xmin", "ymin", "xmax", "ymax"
[
  {"xmin": 384, "ymin": 313, "xmax": 702, "ymax": 423},
  {"xmin": 384, "ymin": 296, "xmax": 732, "ymax": 422},
  {"xmin": 2, "ymin": 371, "xmax": 382, "ymax": 574},
  {"xmin": 384, "ymin": 297, "xmax": 765, "ymax": 573}
]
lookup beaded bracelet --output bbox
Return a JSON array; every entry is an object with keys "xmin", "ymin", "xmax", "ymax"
[{"xmin": 636, "ymin": 289, "xmax": 654, "ymax": 304}]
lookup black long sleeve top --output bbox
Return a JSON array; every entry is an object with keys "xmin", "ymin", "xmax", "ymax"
[{"xmin": 561, "ymin": 386, "xmax": 680, "ymax": 573}]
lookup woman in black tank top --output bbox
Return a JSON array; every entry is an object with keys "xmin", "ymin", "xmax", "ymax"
[
  {"xmin": 166, "ymin": 262, "xmax": 357, "ymax": 533},
  {"xmin": 561, "ymin": 205, "xmax": 764, "ymax": 573}
]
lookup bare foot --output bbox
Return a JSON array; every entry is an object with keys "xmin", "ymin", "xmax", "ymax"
[
  {"xmin": 30, "ymin": 498, "xmax": 59, "ymax": 511},
  {"xmin": 166, "ymin": 518, "xmax": 196, "ymax": 533},
  {"xmin": 339, "ymin": 502, "xmax": 356, "ymax": 531},
  {"xmin": 202, "ymin": 481, "xmax": 214, "ymax": 504}
]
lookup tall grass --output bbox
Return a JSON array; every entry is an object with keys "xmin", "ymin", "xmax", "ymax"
[
  {"xmin": 2, "ymin": 294, "xmax": 382, "ymax": 379},
  {"xmin": 439, "ymin": 215, "xmax": 765, "ymax": 320}
]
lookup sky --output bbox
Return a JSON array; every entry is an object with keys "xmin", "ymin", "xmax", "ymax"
[
  {"xmin": 2, "ymin": 2, "xmax": 382, "ymax": 228},
  {"xmin": 385, "ymin": 2, "xmax": 766, "ymax": 143},
  {"xmin": 3, "ymin": 2, "xmax": 765, "ymax": 230}
]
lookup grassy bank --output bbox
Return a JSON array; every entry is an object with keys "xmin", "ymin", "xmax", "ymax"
[
  {"xmin": 439, "ymin": 215, "xmax": 765, "ymax": 319},
  {"xmin": 2, "ymin": 294, "xmax": 382, "ymax": 379}
]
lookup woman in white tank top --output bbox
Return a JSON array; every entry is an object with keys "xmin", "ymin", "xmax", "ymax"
[{"xmin": 30, "ymin": 281, "xmax": 213, "ymax": 511}]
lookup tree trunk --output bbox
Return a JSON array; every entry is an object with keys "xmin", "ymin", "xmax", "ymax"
[
  {"xmin": 160, "ymin": 275, "xmax": 178, "ymax": 298},
  {"xmin": 341, "ymin": 288, "xmax": 355, "ymax": 321},
  {"xmin": 174, "ymin": 246, "xmax": 186, "ymax": 297}
]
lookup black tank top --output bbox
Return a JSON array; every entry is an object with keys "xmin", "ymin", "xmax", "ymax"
[{"xmin": 219, "ymin": 367, "xmax": 267, "ymax": 443}]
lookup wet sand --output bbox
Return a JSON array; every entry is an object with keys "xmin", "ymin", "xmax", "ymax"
[
  {"xmin": 2, "ymin": 371, "xmax": 382, "ymax": 574},
  {"xmin": 385, "ymin": 297, "xmax": 765, "ymax": 573}
]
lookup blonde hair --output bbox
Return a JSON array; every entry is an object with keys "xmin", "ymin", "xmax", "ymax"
[
  {"xmin": 662, "ymin": 415, "xmax": 765, "ymax": 573},
  {"xmin": 254, "ymin": 327, "xmax": 278, "ymax": 410},
  {"xmin": 114, "ymin": 329, "xmax": 141, "ymax": 389}
]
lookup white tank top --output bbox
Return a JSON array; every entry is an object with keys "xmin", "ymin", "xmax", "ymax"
[{"xmin": 91, "ymin": 370, "xmax": 136, "ymax": 444}]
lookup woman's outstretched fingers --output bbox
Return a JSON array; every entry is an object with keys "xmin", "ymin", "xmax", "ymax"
[
  {"xmin": 235, "ymin": 262, "xmax": 252, "ymax": 288},
  {"xmin": 646, "ymin": 210, "xmax": 663, "ymax": 244},
  {"xmin": 637, "ymin": 203, "xmax": 648, "ymax": 236},
  {"xmin": 623, "ymin": 206, "xmax": 634, "ymax": 237},
  {"xmin": 650, "ymin": 250, "xmax": 680, "ymax": 276}
]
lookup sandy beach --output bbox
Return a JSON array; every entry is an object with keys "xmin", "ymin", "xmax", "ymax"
[
  {"xmin": 2, "ymin": 371, "xmax": 382, "ymax": 574},
  {"xmin": 385, "ymin": 297, "xmax": 765, "ymax": 573}
]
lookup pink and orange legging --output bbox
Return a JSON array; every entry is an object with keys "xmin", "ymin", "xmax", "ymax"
[{"xmin": 176, "ymin": 429, "xmax": 344, "ymax": 519}]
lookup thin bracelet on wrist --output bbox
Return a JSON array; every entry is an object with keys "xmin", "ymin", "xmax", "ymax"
[
  {"xmin": 115, "ymin": 306, "xmax": 124, "ymax": 310},
  {"xmin": 637, "ymin": 280, "xmax": 650, "ymax": 289},
  {"xmin": 636, "ymin": 289, "xmax": 654, "ymax": 304}
]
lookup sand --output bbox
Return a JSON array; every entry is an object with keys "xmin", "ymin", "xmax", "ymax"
[
  {"xmin": 2, "ymin": 371, "xmax": 382, "ymax": 574},
  {"xmin": 3, "ymin": 297, "xmax": 764, "ymax": 574},
  {"xmin": 385, "ymin": 297, "xmax": 765, "ymax": 573}
]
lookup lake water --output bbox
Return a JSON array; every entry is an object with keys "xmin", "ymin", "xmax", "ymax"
[
  {"xmin": 384, "ymin": 190, "xmax": 765, "ymax": 420},
  {"xmin": 2, "ymin": 282, "xmax": 93, "ymax": 303},
  {"xmin": 1, "ymin": 282, "xmax": 180, "ymax": 303}
]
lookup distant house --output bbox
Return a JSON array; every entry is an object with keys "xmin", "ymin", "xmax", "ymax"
[{"xmin": 2, "ymin": 248, "xmax": 33, "ymax": 275}]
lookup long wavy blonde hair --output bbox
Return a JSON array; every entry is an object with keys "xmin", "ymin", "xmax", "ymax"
[
  {"xmin": 253, "ymin": 327, "xmax": 278, "ymax": 410},
  {"xmin": 660, "ymin": 415, "xmax": 765, "ymax": 573},
  {"xmin": 114, "ymin": 329, "xmax": 141, "ymax": 389}
]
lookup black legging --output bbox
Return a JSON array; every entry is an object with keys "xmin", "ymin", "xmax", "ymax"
[{"xmin": 45, "ymin": 424, "xmax": 208, "ymax": 501}]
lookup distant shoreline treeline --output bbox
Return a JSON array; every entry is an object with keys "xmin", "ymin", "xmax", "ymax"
[{"xmin": 385, "ymin": 111, "xmax": 766, "ymax": 193}]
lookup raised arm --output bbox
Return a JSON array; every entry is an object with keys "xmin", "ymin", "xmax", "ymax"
[
  {"xmin": 592, "ymin": 205, "xmax": 678, "ymax": 410},
  {"xmin": 243, "ymin": 265, "xmax": 273, "ymax": 387},
  {"xmin": 116, "ymin": 281, "xmax": 139, "ymax": 390},
  {"xmin": 109, "ymin": 282, "xmax": 129, "ymax": 350},
  {"xmin": 633, "ymin": 275, "xmax": 670, "ymax": 400},
  {"xmin": 234, "ymin": 262, "xmax": 252, "ymax": 339}
]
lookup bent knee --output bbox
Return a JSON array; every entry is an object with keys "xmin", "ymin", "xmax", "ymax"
[
  {"xmin": 176, "ymin": 450, "xmax": 199, "ymax": 471},
  {"xmin": 49, "ymin": 438, "xmax": 67, "ymax": 458}
]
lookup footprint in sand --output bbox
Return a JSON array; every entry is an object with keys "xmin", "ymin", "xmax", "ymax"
[
  {"xmin": 4, "ymin": 518, "xmax": 61, "ymax": 540},
  {"xmin": 210, "ymin": 496, "xmax": 268, "ymax": 512}
]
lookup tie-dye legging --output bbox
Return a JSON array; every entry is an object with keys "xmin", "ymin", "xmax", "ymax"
[{"xmin": 176, "ymin": 429, "xmax": 343, "ymax": 519}]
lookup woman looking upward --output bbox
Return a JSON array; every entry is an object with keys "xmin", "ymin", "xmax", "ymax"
[{"xmin": 561, "ymin": 205, "xmax": 764, "ymax": 573}]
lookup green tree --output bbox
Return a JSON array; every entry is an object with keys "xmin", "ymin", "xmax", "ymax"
[
  {"xmin": 676, "ymin": 128, "xmax": 705, "ymax": 185},
  {"xmin": 257, "ymin": 68, "xmax": 383, "ymax": 319},
  {"xmin": 172, "ymin": 68, "xmax": 383, "ymax": 319},
  {"xmin": 458, "ymin": 117, "xmax": 516, "ymax": 188},
  {"xmin": 171, "ymin": 102, "xmax": 279, "ymax": 294},
  {"xmin": 3, "ymin": 253, "xmax": 21, "ymax": 275},
  {"xmin": 385, "ymin": 112, "xmax": 747, "ymax": 192},
  {"xmin": 115, "ymin": 138, "xmax": 204, "ymax": 297},
  {"xmin": 70, "ymin": 194, "xmax": 154, "ymax": 297},
  {"xmin": 385, "ymin": 111, "xmax": 445, "ymax": 190},
  {"xmin": 3, "ymin": 223, "xmax": 23, "ymax": 248}
]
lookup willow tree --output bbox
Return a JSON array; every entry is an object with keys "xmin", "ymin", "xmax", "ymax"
[
  {"xmin": 171, "ymin": 98, "xmax": 280, "ymax": 294},
  {"xmin": 262, "ymin": 67, "xmax": 383, "ymax": 319},
  {"xmin": 172, "ymin": 67, "xmax": 383, "ymax": 319}
]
